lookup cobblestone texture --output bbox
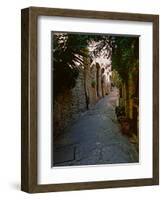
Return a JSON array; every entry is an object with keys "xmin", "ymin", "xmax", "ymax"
[{"xmin": 53, "ymin": 87, "xmax": 139, "ymax": 166}]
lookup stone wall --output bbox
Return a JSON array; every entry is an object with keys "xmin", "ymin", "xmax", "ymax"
[
  {"xmin": 53, "ymin": 61, "xmax": 112, "ymax": 138},
  {"xmin": 53, "ymin": 70, "xmax": 86, "ymax": 138}
]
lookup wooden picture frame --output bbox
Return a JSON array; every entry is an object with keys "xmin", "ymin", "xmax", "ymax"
[{"xmin": 21, "ymin": 7, "xmax": 159, "ymax": 193}]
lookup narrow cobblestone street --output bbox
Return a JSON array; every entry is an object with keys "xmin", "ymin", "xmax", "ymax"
[{"xmin": 53, "ymin": 87, "xmax": 138, "ymax": 166}]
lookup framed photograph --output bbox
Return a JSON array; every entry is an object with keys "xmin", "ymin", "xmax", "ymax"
[{"xmin": 21, "ymin": 7, "xmax": 159, "ymax": 193}]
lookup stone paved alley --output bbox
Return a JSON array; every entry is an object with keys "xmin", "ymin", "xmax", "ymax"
[{"xmin": 53, "ymin": 87, "xmax": 139, "ymax": 166}]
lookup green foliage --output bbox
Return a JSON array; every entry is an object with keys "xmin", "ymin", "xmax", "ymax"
[
  {"xmin": 111, "ymin": 36, "xmax": 139, "ymax": 83},
  {"xmin": 53, "ymin": 33, "xmax": 139, "ymax": 99},
  {"xmin": 53, "ymin": 33, "xmax": 113, "ymax": 98},
  {"xmin": 111, "ymin": 69, "xmax": 122, "ymax": 88},
  {"xmin": 91, "ymin": 80, "xmax": 96, "ymax": 88},
  {"xmin": 53, "ymin": 33, "xmax": 89, "ymax": 98}
]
